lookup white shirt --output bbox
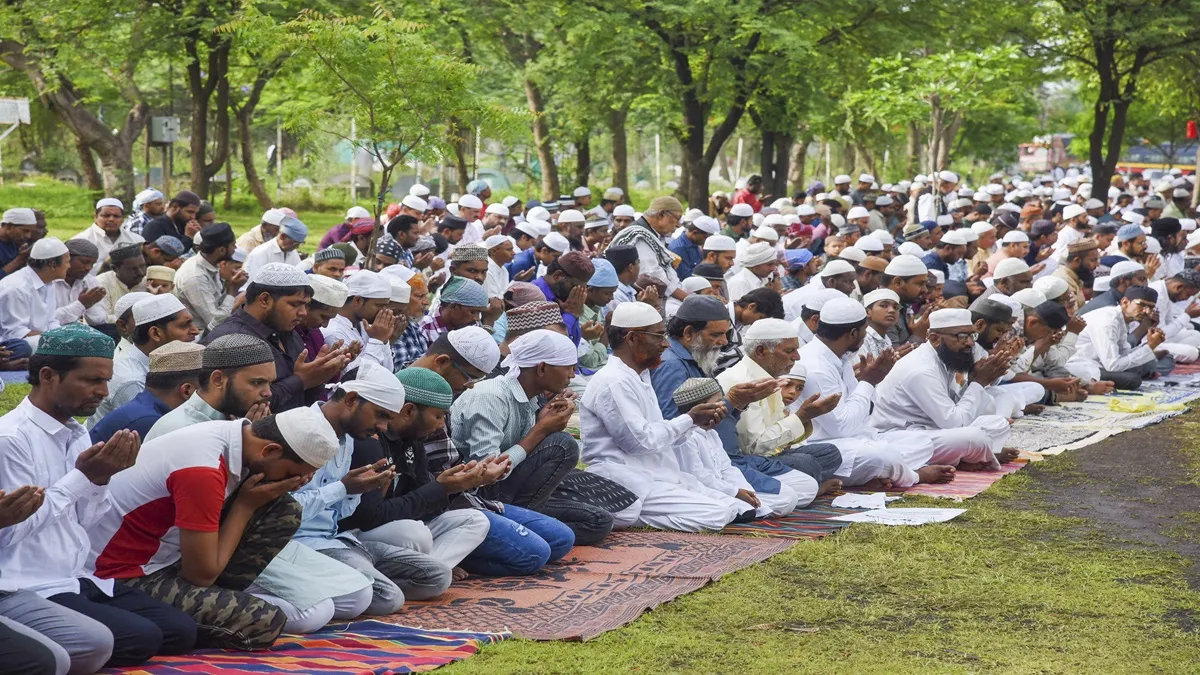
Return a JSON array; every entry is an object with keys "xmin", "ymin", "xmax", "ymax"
[
  {"xmin": 174, "ymin": 254, "xmax": 234, "ymax": 333},
  {"xmin": 673, "ymin": 427, "xmax": 755, "ymax": 498},
  {"xmin": 872, "ymin": 342, "xmax": 990, "ymax": 432},
  {"xmin": 87, "ymin": 347, "xmax": 150, "ymax": 428},
  {"xmin": 1067, "ymin": 305, "xmax": 1156, "ymax": 381},
  {"xmin": 580, "ymin": 356, "xmax": 696, "ymax": 499},
  {"xmin": 461, "ymin": 220, "xmax": 485, "ymax": 245},
  {"xmin": 53, "ymin": 275, "xmax": 108, "ymax": 327},
  {"xmin": 0, "ymin": 398, "xmax": 113, "ymax": 596},
  {"xmin": 71, "ymin": 224, "xmax": 144, "ymax": 275},
  {"xmin": 716, "ymin": 353, "xmax": 810, "ymax": 456},
  {"xmin": 797, "ymin": 338, "xmax": 876, "ymax": 444},
  {"xmin": 1162, "ymin": 252, "xmax": 1185, "ymax": 280},
  {"xmin": 1149, "ymin": 279, "xmax": 1196, "ymax": 340},
  {"xmin": 917, "ymin": 192, "xmax": 949, "ymax": 223},
  {"xmin": 782, "ymin": 277, "xmax": 824, "ymax": 322},
  {"xmin": 855, "ymin": 326, "xmax": 892, "ymax": 361},
  {"xmin": 321, "ymin": 314, "xmax": 393, "ymax": 373},
  {"xmin": 0, "ymin": 266, "xmax": 60, "ymax": 341},
  {"xmin": 632, "ymin": 239, "xmax": 682, "ymax": 296},
  {"xmin": 485, "ymin": 257, "xmax": 509, "ymax": 299},
  {"xmin": 244, "ymin": 236, "xmax": 301, "ymax": 281},
  {"xmin": 726, "ymin": 268, "xmax": 766, "ymax": 304},
  {"xmin": 1051, "ymin": 226, "xmax": 1086, "ymax": 259}
]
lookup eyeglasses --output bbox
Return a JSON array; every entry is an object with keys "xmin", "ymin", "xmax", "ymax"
[
  {"xmin": 630, "ymin": 330, "xmax": 668, "ymax": 341},
  {"xmin": 937, "ymin": 330, "xmax": 977, "ymax": 342},
  {"xmin": 450, "ymin": 360, "xmax": 486, "ymax": 384}
]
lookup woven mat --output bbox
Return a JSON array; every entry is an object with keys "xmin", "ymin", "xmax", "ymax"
[{"xmin": 720, "ymin": 495, "xmax": 859, "ymax": 539}]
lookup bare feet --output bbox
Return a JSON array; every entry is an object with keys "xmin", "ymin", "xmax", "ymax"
[
  {"xmin": 817, "ymin": 478, "xmax": 843, "ymax": 496},
  {"xmin": 859, "ymin": 477, "xmax": 894, "ymax": 491},
  {"xmin": 997, "ymin": 447, "xmax": 1021, "ymax": 463},
  {"xmin": 916, "ymin": 465, "xmax": 956, "ymax": 483},
  {"xmin": 1086, "ymin": 381, "xmax": 1116, "ymax": 395},
  {"xmin": 1022, "ymin": 403, "xmax": 1046, "ymax": 415},
  {"xmin": 1057, "ymin": 389, "xmax": 1088, "ymax": 403},
  {"xmin": 956, "ymin": 461, "xmax": 992, "ymax": 471},
  {"xmin": 451, "ymin": 567, "xmax": 469, "ymax": 582}
]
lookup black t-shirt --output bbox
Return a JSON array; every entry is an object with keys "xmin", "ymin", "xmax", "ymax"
[{"xmin": 141, "ymin": 215, "xmax": 189, "ymax": 251}]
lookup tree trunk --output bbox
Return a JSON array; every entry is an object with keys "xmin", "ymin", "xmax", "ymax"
[
  {"xmin": 236, "ymin": 109, "xmax": 272, "ymax": 209},
  {"xmin": 759, "ymin": 128, "xmax": 775, "ymax": 190},
  {"xmin": 936, "ymin": 112, "xmax": 963, "ymax": 170},
  {"xmin": 77, "ymin": 138, "xmax": 103, "ymax": 190},
  {"xmin": 574, "ymin": 131, "xmax": 591, "ymax": 188},
  {"xmin": 773, "ymin": 134, "xmax": 792, "ymax": 199},
  {"xmin": 453, "ymin": 125, "xmax": 471, "ymax": 196},
  {"xmin": 789, "ymin": 133, "xmax": 810, "ymax": 195},
  {"xmin": 905, "ymin": 122, "xmax": 920, "ymax": 176},
  {"xmin": 609, "ymin": 104, "xmax": 630, "ymax": 195},
  {"xmin": 186, "ymin": 39, "xmax": 231, "ymax": 199},
  {"xmin": 523, "ymin": 78, "xmax": 559, "ymax": 201}
]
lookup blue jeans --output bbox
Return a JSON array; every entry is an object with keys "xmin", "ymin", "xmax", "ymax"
[
  {"xmin": 461, "ymin": 505, "xmax": 575, "ymax": 576},
  {"xmin": 1, "ymin": 338, "xmax": 31, "ymax": 361}
]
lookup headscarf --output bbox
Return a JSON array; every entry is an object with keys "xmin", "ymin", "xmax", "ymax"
[{"xmin": 501, "ymin": 329, "xmax": 578, "ymax": 378}]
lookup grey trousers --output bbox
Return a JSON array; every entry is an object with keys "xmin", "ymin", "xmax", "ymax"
[
  {"xmin": 321, "ymin": 522, "xmax": 455, "ymax": 616},
  {"xmin": 770, "ymin": 442, "xmax": 844, "ymax": 484},
  {"xmin": 0, "ymin": 590, "xmax": 112, "ymax": 675}
]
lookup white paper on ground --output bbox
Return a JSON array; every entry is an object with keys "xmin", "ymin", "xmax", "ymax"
[
  {"xmin": 829, "ymin": 507, "xmax": 966, "ymax": 526},
  {"xmin": 830, "ymin": 492, "xmax": 902, "ymax": 509}
]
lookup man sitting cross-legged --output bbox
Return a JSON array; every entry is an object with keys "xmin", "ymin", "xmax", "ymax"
[
  {"xmin": 796, "ymin": 297, "xmax": 958, "ymax": 488},
  {"xmin": 581, "ymin": 303, "xmax": 751, "ymax": 532},
  {"xmin": 453, "ymin": 329, "xmax": 637, "ymax": 544},
  {"xmin": 89, "ymin": 407, "xmax": 340, "ymax": 650},
  {"xmin": 871, "ymin": 308, "xmax": 1021, "ymax": 471}
]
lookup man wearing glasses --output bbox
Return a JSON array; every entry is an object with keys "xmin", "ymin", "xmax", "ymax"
[
  {"xmin": 605, "ymin": 196, "xmax": 691, "ymax": 307},
  {"xmin": 871, "ymin": 308, "xmax": 1022, "ymax": 472},
  {"xmin": 1065, "ymin": 285, "xmax": 1166, "ymax": 390}
]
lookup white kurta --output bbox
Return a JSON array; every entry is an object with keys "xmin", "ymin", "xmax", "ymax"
[
  {"xmin": 484, "ymin": 258, "xmax": 509, "ymax": 299},
  {"xmin": 0, "ymin": 266, "xmax": 59, "ymax": 342},
  {"xmin": 716, "ymin": 355, "xmax": 811, "ymax": 457},
  {"xmin": 1051, "ymin": 226, "xmax": 1086, "ymax": 260},
  {"xmin": 52, "ymin": 275, "xmax": 108, "ymax": 327},
  {"xmin": 725, "ymin": 268, "xmax": 766, "ymax": 304},
  {"xmin": 674, "ymin": 427, "xmax": 799, "ymax": 517},
  {"xmin": 86, "ymin": 347, "xmax": 150, "ymax": 428},
  {"xmin": 322, "ymin": 314, "xmax": 394, "ymax": 373},
  {"xmin": 854, "ymin": 326, "xmax": 892, "ymax": 361},
  {"xmin": 244, "ymin": 237, "xmax": 302, "ymax": 281},
  {"xmin": 580, "ymin": 357, "xmax": 744, "ymax": 532},
  {"xmin": 782, "ymin": 277, "xmax": 825, "ymax": 322},
  {"xmin": 1066, "ymin": 305, "xmax": 1156, "ymax": 382},
  {"xmin": 71, "ymin": 224, "xmax": 144, "ymax": 275}
]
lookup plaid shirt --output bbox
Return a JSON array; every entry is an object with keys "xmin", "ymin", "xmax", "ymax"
[
  {"xmin": 393, "ymin": 320, "xmax": 430, "ymax": 371},
  {"xmin": 123, "ymin": 211, "xmax": 151, "ymax": 236},
  {"xmin": 418, "ymin": 310, "xmax": 448, "ymax": 345}
]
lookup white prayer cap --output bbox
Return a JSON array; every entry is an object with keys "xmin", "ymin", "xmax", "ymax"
[
  {"xmin": 752, "ymin": 213, "xmax": 765, "ymax": 227},
  {"xmin": 2, "ymin": 208, "xmax": 36, "ymax": 225},
  {"xmin": 543, "ymin": 232, "xmax": 570, "ymax": 253},
  {"xmin": 1033, "ymin": 276, "xmax": 1068, "ymax": 300},
  {"xmin": 527, "ymin": 206, "xmax": 551, "ymax": 222},
  {"xmin": 858, "ymin": 173, "xmax": 875, "ymax": 183},
  {"xmin": 1188, "ymin": 230, "xmax": 1200, "ymax": 250},
  {"xmin": 863, "ymin": 288, "xmax": 900, "ymax": 307},
  {"xmin": 937, "ymin": 170, "xmax": 959, "ymax": 184},
  {"xmin": 274, "ymin": 406, "xmax": 340, "ymax": 467},
  {"xmin": 769, "ymin": 198, "xmax": 793, "ymax": 210},
  {"xmin": 558, "ymin": 209, "xmax": 585, "ymax": 224},
  {"xmin": 115, "ymin": 291, "xmax": 152, "ymax": 319},
  {"xmin": 847, "ymin": 206, "xmax": 870, "ymax": 220},
  {"xmin": 1052, "ymin": 188, "xmax": 1072, "ymax": 202},
  {"xmin": 402, "ymin": 195, "xmax": 429, "ymax": 212},
  {"xmin": 448, "ymin": 326, "xmax": 501, "ymax": 373},
  {"xmin": 929, "ymin": 308, "xmax": 973, "ymax": 330},
  {"xmin": 960, "ymin": 228, "xmax": 979, "ymax": 243},
  {"xmin": 502, "ymin": 329, "xmax": 578, "ymax": 378},
  {"xmin": 458, "ymin": 194, "xmax": 483, "ymax": 210},
  {"xmin": 95, "ymin": 197, "xmax": 124, "ymax": 211},
  {"xmin": 613, "ymin": 204, "xmax": 637, "ymax": 218},
  {"xmin": 884, "ymin": 254, "xmax": 927, "ymax": 277},
  {"xmin": 409, "ymin": 183, "xmax": 431, "ymax": 197},
  {"xmin": 985, "ymin": 183, "xmax": 1005, "ymax": 195},
  {"xmin": 374, "ymin": 260, "xmax": 412, "ymax": 282},
  {"xmin": 502, "ymin": 195, "xmax": 521, "ymax": 208},
  {"xmin": 529, "ymin": 219, "xmax": 553, "ymax": 237},
  {"xmin": 930, "ymin": 269, "xmax": 946, "ymax": 284},
  {"xmin": 682, "ymin": 208, "xmax": 704, "ymax": 223},
  {"xmin": 805, "ymin": 288, "xmax": 848, "ymax": 312},
  {"xmin": 1084, "ymin": 198, "xmax": 1105, "ymax": 210},
  {"xmin": 389, "ymin": 278, "xmax": 411, "ymax": 304},
  {"xmin": 251, "ymin": 262, "xmax": 311, "ymax": 288},
  {"xmin": 340, "ymin": 361, "xmax": 406, "ymax": 413},
  {"xmin": 784, "ymin": 362, "xmax": 806, "ymax": 381},
  {"xmin": 29, "ymin": 237, "xmax": 68, "ymax": 260},
  {"xmin": 1122, "ymin": 211, "xmax": 1144, "ymax": 226},
  {"xmin": 308, "ymin": 274, "xmax": 349, "ymax": 307},
  {"xmin": 729, "ymin": 203, "xmax": 755, "ymax": 218},
  {"xmin": 703, "ymin": 235, "xmax": 736, "ymax": 252},
  {"xmin": 742, "ymin": 319, "xmax": 801, "ymax": 347},
  {"xmin": 819, "ymin": 259, "xmax": 856, "ymax": 278},
  {"xmin": 739, "ymin": 242, "xmax": 777, "ymax": 267},
  {"xmin": 763, "ymin": 213, "xmax": 787, "ymax": 228},
  {"xmin": 514, "ymin": 221, "xmax": 540, "ymax": 238},
  {"xmin": 1001, "ymin": 231, "xmax": 1029, "ymax": 244},
  {"xmin": 957, "ymin": 187, "xmax": 974, "ymax": 197},
  {"xmin": 796, "ymin": 204, "xmax": 816, "ymax": 216},
  {"xmin": 1145, "ymin": 237, "xmax": 1162, "ymax": 254},
  {"xmin": 936, "ymin": 214, "xmax": 955, "ymax": 227},
  {"xmin": 1012, "ymin": 288, "xmax": 1047, "ymax": 309},
  {"xmin": 1062, "ymin": 204, "xmax": 1086, "ymax": 220},
  {"xmin": 821, "ymin": 297, "xmax": 868, "ymax": 325},
  {"xmin": 132, "ymin": 293, "xmax": 185, "ymax": 326},
  {"xmin": 833, "ymin": 174, "xmax": 851, "ymax": 184},
  {"xmin": 1174, "ymin": 188, "xmax": 1191, "ymax": 199},
  {"xmin": 261, "ymin": 208, "xmax": 287, "ymax": 226},
  {"xmin": 958, "ymin": 197, "xmax": 978, "ymax": 209},
  {"xmin": 1108, "ymin": 186, "xmax": 1123, "ymax": 199},
  {"xmin": 838, "ymin": 247, "xmax": 866, "ymax": 264},
  {"xmin": 344, "ymin": 269, "xmax": 392, "ymax": 299},
  {"xmin": 855, "ymin": 235, "xmax": 884, "ymax": 253},
  {"xmin": 682, "ymin": 276, "xmax": 711, "ymax": 293},
  {"xmin": 1093, "ymin": 276, "xmax": 1111, "ymax": 292},
  {"xmin": 134, "ymin": 189, "xmax": 163, "ymax": 208},
  {"xmin": 998, "ymin": 202, "xmax": 1023, "ymax": 214},
  {"xmin": 346, "ymin": 206, "xmax": 371, "ymax": 220},
  {"xmin": 1181, "ymin": 218, "xmax": 1197, "ymax": 232},
  {"xmin": 1110, "ymin": 260, "xmax": 1145, "ymax": 278},
  {"xmin": 971, "ymin": 221, "xmax": 996, "ymax": 235},
  {"xmin": 573, "ymin": 186, "xmax": 591, "ymax": 198},
  {"xmin": 897, "ymin": 242, "xmax": 925, "ymax": 257},
  {"xmin": 830, "ymin": 214, "xmax": 847, "ymax": 229},
  {"xmin": 876, "ymin": 195, "xmax": 894, "ymax": 206},
  {"xmin": 484, "ymin": 234, "xmax": 513, "ymax": 249},
  {"xmin": 751, "ymin": 226, "xmax": 779, "ymax": 242},
  {"xmin": 691, "ymin": 216, "xmax": 719, "ymax": 235},
  {"xmin": 993, "ymin": 257, "xmax": 1031, "ymax": 280},
  {"xmin": 611, "ymin": 301, "xmax": 662, "ymax": 328},
  {"xmin": 873, "ymin": 230, "xmax": 895, "ymax": 245},
  {"xmin": 940, "ymin": 230, "xmax": 968, "ymax": 246}
]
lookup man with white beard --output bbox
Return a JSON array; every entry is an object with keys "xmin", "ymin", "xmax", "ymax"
[{"xmin": 650, "ymin": 295, "xmax": 830, "ymax": 508}]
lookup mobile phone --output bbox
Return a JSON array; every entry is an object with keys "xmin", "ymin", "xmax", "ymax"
[{"xmin": 375, "ymin": 458, "xmax": 395, "ymax": 472}]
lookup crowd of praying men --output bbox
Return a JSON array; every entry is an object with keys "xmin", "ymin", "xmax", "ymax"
[{"xmin": 0, "ymin": 168, "xmax": 1197, "ymax": 673}]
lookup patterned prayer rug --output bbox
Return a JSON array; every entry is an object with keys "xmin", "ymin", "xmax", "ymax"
[
  {"xmin": 896, "ymin": 460, "xmax": 1028, "ymax": 500},
  {"xmin": 385, "ymin": 531, "xmax": 794, "ymax": 640},
  {"xmin": 108, "ymin": 620, "xmax": 508, "ymax": 674},
  {"xmin": 720, "ymin": 496, "xmax": 860, "ymax": 539}
]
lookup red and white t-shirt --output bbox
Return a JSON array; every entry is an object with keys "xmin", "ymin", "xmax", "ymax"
[{"xmin": 88, "ymin": 420, "xmax": 245, "ymax": 580}]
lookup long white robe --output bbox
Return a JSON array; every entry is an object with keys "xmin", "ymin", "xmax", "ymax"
[
  {"xmin": 1066, "ymin": 305, "xmax": 1156, "ymax": 382},
  {"xmin": 674, "ymin": 427, "xmax": 800, "ymax": 517}
]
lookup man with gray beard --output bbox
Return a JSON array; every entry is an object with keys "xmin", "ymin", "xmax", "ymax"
[{"xmin": 651, "ymin": 295, "xmax": 838, "ymax": 504}]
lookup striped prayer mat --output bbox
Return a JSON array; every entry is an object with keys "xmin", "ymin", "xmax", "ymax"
[
  {"xmin": 719, "ymin": 496, "xmax": 860, "ymax": 539},
  {"xmin": 108, "ymin": 620, "xmax": 507, "ymax": 674},
  {"xmin": 893, "ymin": 460, "xmax": 1028, "ymax": 500},
  {"xmin": 384, "ymin": 530, "xmax": 794, "ymax": 641}
]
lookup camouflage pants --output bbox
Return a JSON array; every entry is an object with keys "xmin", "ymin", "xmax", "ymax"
[{"xmin": 121, "ymin": 494, "xmax": 301, "ymax": 651}]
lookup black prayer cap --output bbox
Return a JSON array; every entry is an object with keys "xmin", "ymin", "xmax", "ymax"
[
  {"xmin": 1035, "ymin": 301, "xmax": 1069, "ymax": 330},
  {"xmin": 200, "ymin": 222, "xmax": 236, "ymax": 247},
  {"xmin": 605, "ymin": 245, "xmax": 638, "ymax": 269},
  {"xmin": 691, "ymin": 263, "xmax": 726, "ymax": 280},
  {"xmin": 969, "ymin": 296, "xmax": 1012, "ymax": 322},
  {"xmin": 675, "ymin": 295, "xmax": 730, "ymax": 323},
  {"xmin": 440, "ymin": 215, "xmax": 468, "ymax": 231},
  {"xmin": 1123, "ymin": 285, "xmax": 1158, "ymax": 303}
]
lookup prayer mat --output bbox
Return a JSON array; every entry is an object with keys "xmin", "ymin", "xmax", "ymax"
[
  {"xmin": 896, "ymin": 460, "xmax": 1028, "ymax": 500},
  {"xmin": 385, "ymin": 531, "xmax": 794, "ymax": 641},
  {"xmin": 108, "ymin": 620, "xmax": 506, "ymax": 674},
  {"xmin": 720, "ymin": 495, "xmax": 860, "ymax": 539}
]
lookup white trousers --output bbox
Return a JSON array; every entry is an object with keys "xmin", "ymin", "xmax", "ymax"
[
  {"xmin": 755, "ymin": 481, "xmax": 799, "ymax": 517},
  {"xmin": 773, "ymin": 469, "xmax": 818, "ymax": 510},
  {"xmin": 357, "ymin": 511, "xmax": 491, "ymax": 568},
  {"xmin": 249, "ymin": 585, "xmax": 374, "ymax": 634},
  {"xmin": 615, "ymin": 480, "xmax": 745, "ymax": 532},
  {"xmin": 987, "ymin": 382, "xmax": 1046, "ymax": 418},
  {"xmin": 1160, "ymin": 339, "xmax": 1199, "ymax": 362},
  {"xmin": 925, "ymin": 417, "xmax": 1009, "ymax": 469}
]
